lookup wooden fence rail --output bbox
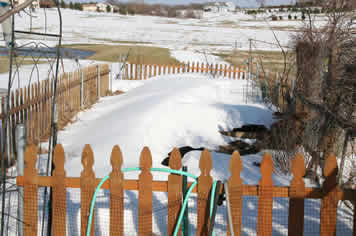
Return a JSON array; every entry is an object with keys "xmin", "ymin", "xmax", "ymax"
[
  {"xmin": 0, "ymin": 64, "xmax": 110, "ymax": 165},
  {"xmin": 120, "ymin": 62, "xmax": 247, "ymax": 80},
  {"xmin": 17, "ymin": 144, "xmax": 356, "ymax": 236}
]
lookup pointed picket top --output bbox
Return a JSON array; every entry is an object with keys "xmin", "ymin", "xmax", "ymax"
[
  {"xmin": 110, "ymin": 145, "xmax": 123, "ymax": 172},
  {"xmin": 324, "ymin": 154, "xmax": 338, "ymax": 178},
  {"xmin": 291, "ymin": 153, "xmax": 305, "ymax": 181},
  {"xmin": 229, "ymin": 151, "xmax": 243, "ymax": 184},
  {"xmin": 199, "ymin": 149, "xmax": 212, "ymax": 176},
  {"xmin": 53, "ymin": 144, "xmax": 66, "ymax": 176},
  {"xmin": 169, "ymin": 148, "xmax": 182, "ymax": 170},
  {"xmin": 81, "ymin": 144, "xmax": 95, "ymax": 177},
  {"xmin": 25, "ymin": 144, "xmax": 38, "ymax": 173},
  {"xmin": 140, "ymin": 147, "xmax": 152, "ymax": 171},
  {"xmin": 259, "ymin": 152, "xmax": 274, "ymax": 185}
]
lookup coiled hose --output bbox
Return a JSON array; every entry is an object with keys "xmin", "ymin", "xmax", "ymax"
[{"xmin": 86, "ymin": 167, "xmax": 220, "ymax": 236}]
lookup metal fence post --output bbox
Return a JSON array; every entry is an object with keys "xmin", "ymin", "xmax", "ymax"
[
  {"xmin": 182, "ymin": 166, "xmax": 190, "ymax": 236},
  {"xmin": 3, "ymin": 96, "xmax": 11, "ymax": 167},
  {"xmin": 97, "ymin": 65, "xmax": 101, "ymax": 98},
  {"xmin": 81, "ymin": 71, "xmax": 84, "ymax": 109},
  {"xmin": 15, "ymin": 123, "xmax": 26, "ymax": 236}
]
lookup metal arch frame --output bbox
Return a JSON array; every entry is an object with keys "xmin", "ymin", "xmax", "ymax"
[{"xmin": 0, "ymin": 1, "xmax": 62, "ymax": 235}]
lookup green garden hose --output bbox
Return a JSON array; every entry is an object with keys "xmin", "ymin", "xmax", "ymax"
[{"xmin": 86, "ymin": 167, "xmax": 200, "ymax": 236}]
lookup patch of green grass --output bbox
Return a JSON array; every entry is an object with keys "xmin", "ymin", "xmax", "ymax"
[{"xmin": 62, "ymin": 44, "xmax": 181, "ymax": 65}]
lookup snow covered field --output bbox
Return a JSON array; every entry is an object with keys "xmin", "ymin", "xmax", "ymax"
[{"xmin": 0, "ymin": 8, "xmax": 320, "ymax": 53}]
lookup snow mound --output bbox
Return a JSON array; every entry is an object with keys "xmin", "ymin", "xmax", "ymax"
[{"xmin": 60, "ymin": 74, "xmax": 275, "ymax": 179}]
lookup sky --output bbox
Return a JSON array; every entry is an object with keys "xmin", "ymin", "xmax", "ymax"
[{"xmin": 67, "ymin": 0, "xmax": 296, "ymax": 8}]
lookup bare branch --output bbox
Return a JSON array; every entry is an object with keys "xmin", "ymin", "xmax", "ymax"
[{"xmin": 0, "ymin": 0, "xmax": 35, "ymax": 24}]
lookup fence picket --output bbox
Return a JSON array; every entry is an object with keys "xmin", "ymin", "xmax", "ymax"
[
  {"xmin": 197, "ymin": 149, "xmax": 213, "ymax": 236},
  {"xmin": 168, "ymin": 148, "xmax": 182, "ymax": 236},
  {"xmin": 288, "ymin": 153, "xmax": 306, "ymax": 236},
  {"xmin": 144, "ymin": 64, "xmax": 147, "ymax": 80},
  {"xmin": 139, "ymin": 147, "xmax": 153, "ymax": 235},
  {"xmin": 110, "ymin": 145, "xmax": 124, "ymax": 235},
  {"xmin": 130, "ymin": 63, "xmax": 133, "ymax": 80},
  {"xmin": 11, "ymin": 91, "xmax": 15, "ymax": 155},
  {"xmin": 20, "ymin": 88, "xmax": 24, "ymax": 124},
  {"xmin": 228, "ymin": 151, "xmax": 243, "ymax": 236},
  {"xmin": 80, "ymin": 145, "xmax": 96, "ymax": 236},
  {"xmin": 23, "ymin": 145, "xmax": 38, "ymax": 236},
  {"xmin": 228, "ymin": 65, "xmax": 232, "ymax": 78},
  {"xmin": 320, "ymin": 154, "xmax": 339, "ymax": 236},
  {"xmin": 52, "ymin": 144, "xmax": 67, "ymax": 236},
  {"xmin": 257, "ymin": 153, "xmax": 274, "ymax": 236}
]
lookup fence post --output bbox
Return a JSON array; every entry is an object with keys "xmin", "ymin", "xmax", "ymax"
[
  {"xmin": 97, "ymin": 65, "xmax": 101, "ymax": 98},
  {"xmin": 2, "ymin": 96, "xmax": 11, "ymax": 166},
  {"xmin": 109, "ymin": 146, "xmax": 124, "ymax": 235},
  {"xmin": 288, "ymin": 154, "xmax": 305, "ymax": 236},
  {"xmin": 24, "ymin": 145, "xmax": 38, "ymax": 236},
  {"xmin": 257, "ymin": 153, "xmax": 274, "ymax": 236},
  {"xmin": 81, "ymin": 71, "xmax": 84, "ymax": 109},
  {"xmin": 320, "ymin": 154, "xmax": 339, "ymax": 236},
  {"xmin": 110, "ymin": 64, "xmax": 112, "ymax": 92},
  {"xmin": 16, "ymin": 123, "xmax": 26, "ymax": 236},
  {"xmin": 182, "ymin": 166, "xmax": 189, "ymax": 236},
  {"xmin": 52, "ymin": 144, "xmax": 67, "ymax": 236},
  {"xmin": 80, "ymin": 145, "xmax": 96, "ymax": 236},
  {"xmin": 139, "ymin": 147, "xmax": 153, "ymax": 235},
  {"xmin": 168, "ymin": 148, "xmax": 182, "ymax": 236},
  {"xmin": 228, "ymin": 151, "xmax": 243, "ymax": 236},
  {"xmin": 197, "ymin": 150, "xmax": 213, "ymax": 236}
]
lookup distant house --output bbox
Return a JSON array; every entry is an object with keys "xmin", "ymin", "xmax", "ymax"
[
  {"xmin": 176, "ymin": 9, "xmax": 203, "ymax": 19},
  {"xmin": 14, "ymin": 0, "xmax": 40, "ymax": 8},
  {"xmin": 203, "ymin": 2, "xmax": 235, "ymax": 13},
  {"xmin": 39, "ymin": 0, "xmax": 55, "ymax": 8},
  {"xmin": 82, "ymin": 2, "xmax": 117, "ymax": 13},
  {"xmin": 82, "ymin": 3, "xmax": 97, "ymax": 12}
]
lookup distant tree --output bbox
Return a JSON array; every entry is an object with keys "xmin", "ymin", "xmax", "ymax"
[
  {"xmin": 69, "ymin": 2, "xmax": 73, "ymax": 9},
  {"xmin": 288, "ymin": 14, "xmax": 292, "ymax": 19},
  {"xmin": 119, "ymin": 6, "xmax": 127, "ymax": 15},
  {"xmin": 301, "ymin": 11, "xmax": 306, "ymax": 20},
  {"xmin": 294, "ymin": 15, "xmax": 297, "ymax": 20},
  {"xmin": 279, "ymin": 15, "xmax": 283, "ymax": 20},
  {"xmin": 60, "ymin": 0, "xmax": 66, "ymax": 8},
  {"xmin": 74, "ymin": 2, "xmax": 81, "ymax": 10},
  {"xmin": 128, "ymin": 7, "xmax": 135, "ymax": 15},
  {"xmin": 106, "ymin": 5, "xmax": 111, "ymax": 12}
]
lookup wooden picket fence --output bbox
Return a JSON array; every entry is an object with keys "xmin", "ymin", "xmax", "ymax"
[
  {"xmin": 121, "ymin": 62, "xmax": 246, "ymax": 80},
  {"xmin": 0, "ymin": 64, "xmax": 110, "ymax": 164},
  {"xmin": 16, "ymin": 144, "xmax": 356, "ymax": 236}
]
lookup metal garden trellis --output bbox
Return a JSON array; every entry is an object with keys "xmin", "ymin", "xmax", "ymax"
[{"xmin": 0, "ymin": 1, "xmax": 62, "ymax": 235}]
